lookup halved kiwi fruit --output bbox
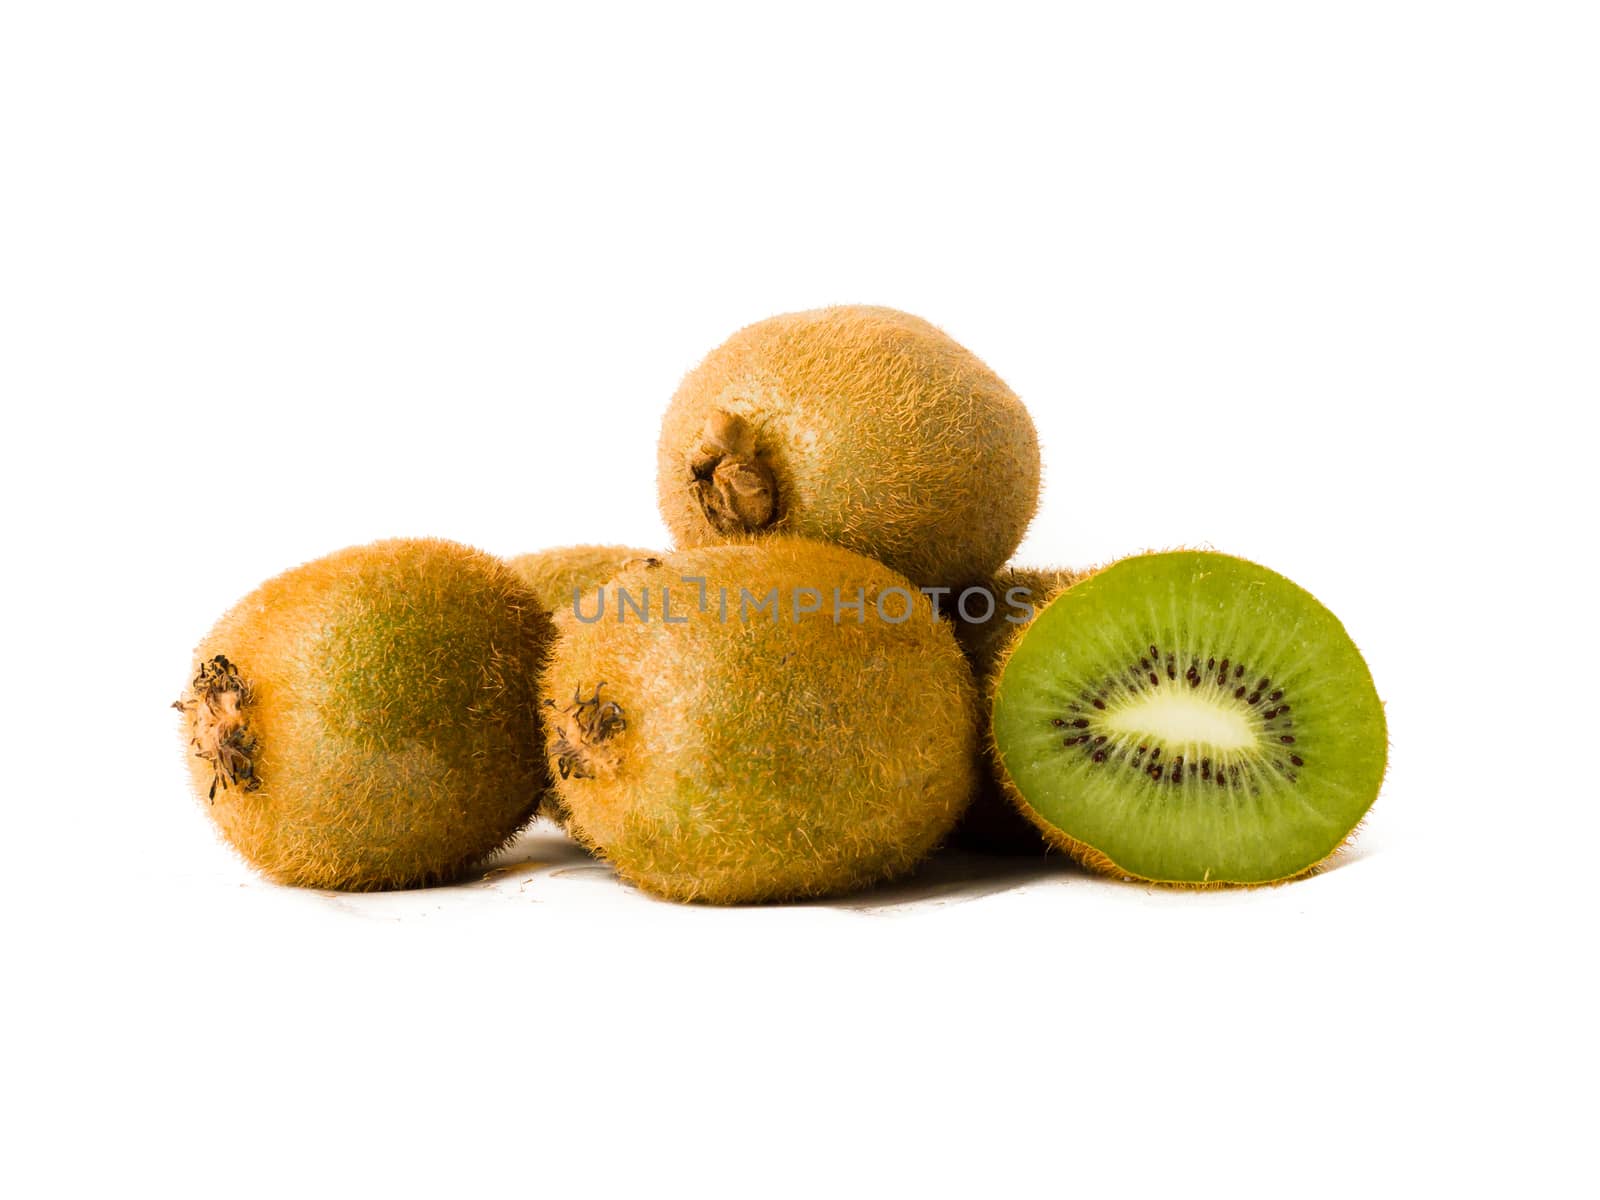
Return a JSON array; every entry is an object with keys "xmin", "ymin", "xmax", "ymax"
[{"xmin": 991, "ymin": 551, "xmax": 1385, "ymax": 885}]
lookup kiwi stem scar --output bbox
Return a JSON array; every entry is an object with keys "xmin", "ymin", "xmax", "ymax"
[
  {"xmin": 687, "ymin": 409, "xmax": 778, "ymax": 535},
  {"xmin": 173, "ymin": 653, "xmax": 260, "ymax": 802},
  {"xmin": 546, "ymin": 683, "xmax": 627, "ymax": 780}
]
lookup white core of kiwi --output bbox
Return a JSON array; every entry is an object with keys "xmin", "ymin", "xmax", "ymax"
[{"xmin": 1101, "ymin": 690, "xmax": 1258, "ymax": 752}]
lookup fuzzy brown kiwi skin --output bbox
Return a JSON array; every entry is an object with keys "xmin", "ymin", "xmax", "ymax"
[
  {"xmin": 539, "ymin": 538, "xmax": 979, "ymax": 905},
  {"xmin": 506, "ymin": 545, "xmax": 660, "ymax": 621},
  {"xmin": 175, "ymin": 538, "xmax": 554, "ymax": 891},
  {"xmin": 948, "ymin": 566, "xmax": 1091, "ymax": 854},
  {"xmin": 984, "ymin": 551, "xmax": 1382, "ymax": 888},
  {"xmin": 656, "ymin": 306, "xmax": 1041, "ymax": 591}
]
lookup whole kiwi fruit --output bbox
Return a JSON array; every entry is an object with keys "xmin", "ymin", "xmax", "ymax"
[
  {"xmin": 540, "ymin": 538, "xmax": 978, "ymax": 904},
  {"xmin": 990, "ymin": 550, "xmax": 1387, "ymax": 886},
  {"xmin": 506, "ymin": 544, "xmax": 659, "ymax": 622},
  {"xmin": 656, "ymin": 306, "xmax": 1041, "ymax": 590},
  {"xmin": 173, "ymin": 538, "xmax": 553, "ymax": 890}
]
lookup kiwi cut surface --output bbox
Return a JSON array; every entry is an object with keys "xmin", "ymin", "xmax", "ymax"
[{"xmin": 992, "ymin": 551, "xmax": 1385, "ymax": 885}]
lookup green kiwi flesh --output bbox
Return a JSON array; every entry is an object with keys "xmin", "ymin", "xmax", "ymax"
[{"xmin": 992, "ymin": 551, "xmax": 1386, "ymax": 885}]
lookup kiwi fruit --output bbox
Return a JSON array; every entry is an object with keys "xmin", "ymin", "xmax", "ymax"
[
  {"xmin": 505, "ymin": 544, "xmax": 657, "ymax": 827},
  {"xmin": 991, "ymin": 550, "xmax": 1386, "ymax": 886},
  {"xmin": 506, "ymin": 544, "xmax": 658, "ymax": 621},
  {"xmin": 539, "ymin": 538, "xmax": 978, "ymax": 904},
  {"xmin": 656, "ymin": 306, "xmax": 1041, "ymax": 590},
  {"xmin": 173, "ymin": 538, "xmax": 553, "ymax": 890},
  {"xmin": 948, "ymin": 567, "xmax": 1088, "ymax": 853}
]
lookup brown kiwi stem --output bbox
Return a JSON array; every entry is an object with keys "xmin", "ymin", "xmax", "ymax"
[
  {"xmin": 172, "ymin": 654, "xmax": 260, "ymax": 802},
  {"xmin": 544, "ymin": 683, "xmax": 627, "ymax": 781},
  {"xmin": 688, "ymin": 410, "xmax": 777, "ymax": 535}
]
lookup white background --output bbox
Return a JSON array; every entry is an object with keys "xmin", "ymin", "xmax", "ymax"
[{"xmin": 3, "ymin": 3, "xmax": 1594, "ymax": 1196}]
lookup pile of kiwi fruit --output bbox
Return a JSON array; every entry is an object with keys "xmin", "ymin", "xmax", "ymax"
[{"xmin": 176, "ymin": 305, "xmax": 1387, "ymax": 902}]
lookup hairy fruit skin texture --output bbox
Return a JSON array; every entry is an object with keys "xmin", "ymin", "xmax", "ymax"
[
  {"xmin": 506, "ymin": 544, "xmax": 658, "ymax": 827},
  {"xmin": 657, "ymin": 306, "xmax": 1041, "ymax": 590},
  {"xmin": 541, "ymin": 539, "xmax": 979, "ymax": 904},
  {"xmin": 176, "ymin": 538, "xmax": 554, "ymax": 891},
  {"xmin": 507, "ymin": 544, "xmax": 658, "ymax": 623}
]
